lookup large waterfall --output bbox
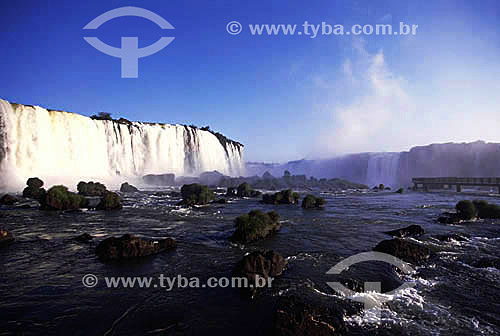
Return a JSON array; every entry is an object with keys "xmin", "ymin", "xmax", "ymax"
[
  {"xmin": 365, "ymin": 153, "xmax": 401, "ymax": 188},
  {"xmin": 0, "ymin": 99, "xmax": 244, "ymax": 190}
]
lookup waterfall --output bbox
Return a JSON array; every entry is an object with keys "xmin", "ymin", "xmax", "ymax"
[
  {"xmin": 365, "ymin": 153, "xmax": 401, "ymax": 188},
  {"xmin": 0, "ymin": 99, "xmax": 244, "ymax": 190}
]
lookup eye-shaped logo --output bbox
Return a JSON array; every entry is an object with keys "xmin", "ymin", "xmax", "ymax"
[
  {"xmin": 83, "ymin": 6, "xmax": 175, "ymax": 78},
  {"xmin": 327, "ymin": 252, "xmax": 415, "ymax": 317}
]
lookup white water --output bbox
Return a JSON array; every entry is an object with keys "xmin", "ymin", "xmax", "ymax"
[
  {"xmin": 0, "ymin": 99, "xmax": 244, "ymax": 190},
  {"xmin": 365, "ymin": 153, "xmax": 401, "ymax": 188}
]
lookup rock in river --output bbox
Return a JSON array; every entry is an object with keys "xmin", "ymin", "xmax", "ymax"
[
  {"xmin": 373, "ymin": 238, "xmax": 431, "ymax": 264},
  {"xmin": 384, "ymin": 224, "xmax": 424, "ymax": 238},
  {"xmin": 96, "ymin": 234, "xmax": 176, "ymax": 261}
]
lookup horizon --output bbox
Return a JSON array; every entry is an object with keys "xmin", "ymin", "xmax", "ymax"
[{"xmin": 1, "ymin": 0, "xmax": 499, "ymax": 162}]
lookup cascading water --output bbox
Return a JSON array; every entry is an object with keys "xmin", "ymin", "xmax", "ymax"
[
  {"xmin": 0, "ymin": 99, "xmax": 244, "ymax": 190},
  {"xmin": 365, "ymin": 152, "xmax": 401, "ymax": 188}
]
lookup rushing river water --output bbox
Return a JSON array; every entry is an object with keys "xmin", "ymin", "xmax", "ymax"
[{"xmin": 1, "ymin": 189, "xmax": 499, "ymax": 335}]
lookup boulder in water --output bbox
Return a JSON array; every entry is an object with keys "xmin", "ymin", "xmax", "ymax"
[
  {"xmin": 77, "ymin": 181, "xmax": 107, "ymax": 197},
  {"xmin": 434, "ymin": 233, "xmax": 468, "ymax": 242},
  {"xmin": 0, "ymin": 229, "xmax": 15, "ymax": 247},
  {"xmin": 230, "ymin": 210, "xmax": 281, "ymax": 244},
  {"xmin": 120, "ymin": 182, "xmax": 139, "ymax": 192},
  {"xmin": 22, "ymin": 177, "xmax": 46, "ymax": 201},
  {"xmin": 233, "ymin": 250, "xmax": 286, "ymax": 294},
  {"xmin": 143, "ymin": 173, "xmax": 175, "ymax": 186},
  {"xmin": 262, "ymin": 189, "xmax": 300, "ymax": 205},
  {"xmin": 96, "ymin": 191, "xmax": 122, "ymax": 210},
  {"xmin": 301, "ymin": 194, "xmax": 326, "ymax": 209},
  {"xmin": 226, "ymin": 187, "xmax": 237, "ymax": 197},
  {"xmin": 384, "ymin": 225, "xmax": 424, "ymax": 238},
  {"xmin": 273, "ymin": 295, "xmax": 348, "ymax": 336},
  {"xmin": 178, "ymin": 183, "xmax": 215, "ymax": 206},
  {"xmin": 96, "ymin": 234, "xmax": 176, "ymax": 261},
  {"xmin": 0, "ymin": 194, "xmax": 20, "ymax": 206},
  {"xmin": 236, "ymin": 182, "xmax": 261, "ymax": 197},
  {"xmin": 74, "ymin": 233, "xmax": 93, "ymax": 243},
  {"xmin": 42, "ymin": 185, "xmax": 88, "ymax": 210},
  {"xmin": 373, "ymin": 238, "xmax": 431, "ymax": 264}
]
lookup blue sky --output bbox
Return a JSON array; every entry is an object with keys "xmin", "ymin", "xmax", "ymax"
[{"xmin": 1, "ymin": 0, "xmax": 499, "ymax": 162}]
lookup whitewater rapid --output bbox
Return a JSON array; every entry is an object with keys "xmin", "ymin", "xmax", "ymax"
[{"xmin": 0, "ymin": 99, "xmax": 244, "ymax": 190}]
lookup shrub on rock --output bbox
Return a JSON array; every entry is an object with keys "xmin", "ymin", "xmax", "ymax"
[
  {"xmin": 96, "ymin": 234, "xmax": 176, "ymax": 261},
  {"xmin": 226, "ymin": 187, "xmax": 237, "ymax": 197},
  {"xmin": 396, "ymin": 188, "xmax": 404, "ymax": 194},
  {"xmin": 301, "ymin": 195, "xmax": 325, "ymax": 209},
  {"xmin": 179, "ymin": 183, "xmax": 215, "ymax": 206},
  {"xmin": 22, "ymin": 177, "xmax": 46, "ymax": 201},
  {"xmin": 120, "ymin": 182, "xmax": 139, "ymax": 192},
  {"xmin": 472, "ymin": 200, "xmax": 500, "ymax": 219},
  {"xmin": 456, "ymin": 200, "xmax": 477, "ymax": 220},
  {"xmin": 77, "ymin": 181, "xmax": 107, "ymax": 196},
  {"xmin": 230, "ymin": 210, "xmax": 281, "ymax": 244},
  {"xmin": 236, "ymin": 182, "xmax": 261, "ymax": 197},
  {"xmin": 42, "ymin": 185, "xmax": 88, "ymax": 210},
  {"xmin": 96, "ymin": 191, "xmax": 122, "ymax": 210},
  {"xmin": 262, "ymin": 189, "xmax": 300, "ymax": 205}
]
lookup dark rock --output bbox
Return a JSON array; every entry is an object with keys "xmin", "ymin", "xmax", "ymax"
[
  {"xmin": 143, "ymin": 173, "xmax": 175, "ymax": 186},
  {"xmin": 456, "ymin": 200, "xmax": 477, "ymax": 220},
  {"xmin": 301, "ymin": 194, "xmax": 326, "ymax": 209},
  {"xmin": 42, "ymin": 185, "xmax": 88, "ymax": 211},
  {"xmin": 395, "ymin": 188, "xmax": 404, "ymax": 194},
  {"xmin": 96, "ymin": 234, "xmax": 176, "ymax": 261},
  {"xmin": 120, "ymin": 182, "xmax": 139, "ymax": 192},
  {"xmin": 226, "ymin": 187, "xmax": 237, "ymax": 197},
  {"xmin": 384, "ymin": 225, "xmax": 424, "ymax": 238},
  {"xmin": 212, "ymin": 198, "xmax": 227, "ymax": 204},
  {"xmin": 27, "ymin": 177, "xmax": 44, "ymax": 189},
  {"xmin": 96, "ymin": 191, "xmax": 122, "ymax": 210},
  {"xmin": 233, "ymin": 250, "xmax": 286, "ymax": 294},
  {"xmin": 472, "ymin": 200, "xmax": 500, "ymax": 219},
  {"xmin": 230, "ymin": 210, "xmax": 281, "ymax": 244},
  {"xmin": 22, "ymin": 186, "xmax": 46, "ymax": 200},
  {"xmin": 0, "ymin": 229, "xmax": 15, "ymax": 247},
  {"xmin": 437, "ymin": 212, "xmax": 463, "ymax": 224},
  {"xmin": 373, "ymin": 239, "xmax": 431, "ymax": 264},
  {"xmin": 178, "ymin": 183, "xmax": 215, "ymax": 206},
  {"xmin": 262, "ymin": 189, "xmax": 300, "ymax": 205},
  {"xmin": 0, "ymin": 194, "xmax": 20, "ymax": 205},
  {"xmin": 273, "ymin": 295, "xmax": 347, "ymax": 336},
  {"xmin": 77, "ymin": 181, "xmax": 107, "ymax": 197},
  {"xmin": 472, "ymin": 258, "xmax": 500, "ymax": 269},
  {"xmin": 75, "ymin": 233, "xmax": 93, "ymax": 243}
]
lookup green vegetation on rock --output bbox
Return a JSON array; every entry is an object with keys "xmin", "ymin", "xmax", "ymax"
[
  {"xmin": 179, "ymin": 183, "xmax": 215, "ymax": 206},
  {"xmin": 230, "ymin": 210, "xmax": 281, "ymax": 243},
  {"xmin": 77, "ymin": 181, "xmax": 107, "ymax": 196},
  {"xmin": 96, "ymin": 191, "xmax": 122, "ymax": 210},
  {"xmin": 456, "ymin": 200, "xmax": 477, "ymax": 220},
  {"xmin": 236, "ymin": 182, "xmax": 261, "ymax": 197},
  {"xmin": 42, "ymin": 185, "xmax": 88, "ymax": 210},
  {"xmin": 262, "ymin": 189, "xmax": 300, "ymax": 205},
  {"xmin": 301, "ymin": 194, "xmax": 326, "ymax": 209}
]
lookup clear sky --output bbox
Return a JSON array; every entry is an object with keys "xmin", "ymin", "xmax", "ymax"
[{"xmin": 1, "ymin": 0, "xmax": 499, "ymax": 162}]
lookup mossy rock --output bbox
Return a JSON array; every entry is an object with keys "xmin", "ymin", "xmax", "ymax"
[
  {"xmin": 262, "ymin": 189, "xmax": 300, "ymax": 205},
  {"xmin": 77, "ymin": 181, "xmax": 107, "ymax": 196},
  {"xmin": 96, "ymin": 191, "xmax": 122, "ymax": 210},
  {"xmin": 301, "ymin": 194, "xmax": 325, "ymax": 209},
  {"xmin": 236, "ymin": 182, "xmax": 261, "ymax": 197},
  {"xmin": 456, "ymin": 200, "xmax": 477, "ymax": 220},
  {"xmin": 230, "ymin": 210, "xmax": 281, "ymax": 244},
  {"xmin": 179, "ymin": 183, "xmax": 215, "ymax": 206},
  {"xmin": 42, "ymin": 185, "xmax": 88, "ymax": 211},
  {"xmin": 472, "ymin": 200, "xmax": 500, "ymax": 219},
  {"xmin": 22, "ymin": 186, "xmax": 46, "ymax": 201}
]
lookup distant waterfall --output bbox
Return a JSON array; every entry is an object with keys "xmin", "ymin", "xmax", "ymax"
[
  {"xmin": 0, "ymin": 99, "xmax": 244, "ymax": 190},
  {"xmin": 365, "ymin": 153, "xmax": 401, "ymax": 188}
]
